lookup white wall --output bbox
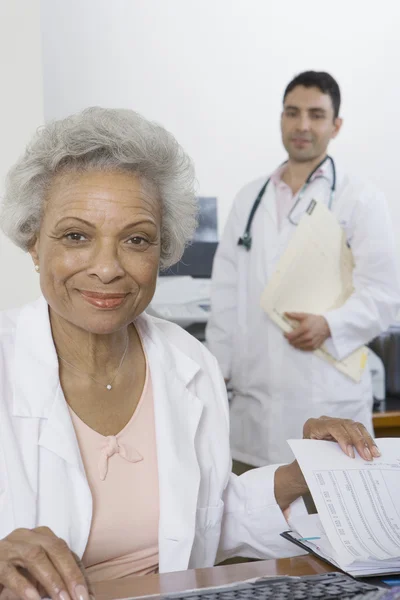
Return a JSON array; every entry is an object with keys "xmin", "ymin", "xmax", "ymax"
[
  {"xmin": 0, "ymin": 0, "xmax": 43, "ymax": 309},
  {"xmin": 1, "ymin": 0, "xmax": 398, "ymax": 310},
  {"xmin": 41, "ymin": 0, "xmax": 400, "ymax": 250}
]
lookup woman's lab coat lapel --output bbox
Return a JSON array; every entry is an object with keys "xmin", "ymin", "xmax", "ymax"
[
  {"xmin": 137, "ymin": 316, "xmax": 204, "ymax": 572},
  {"xmin": 10, "ymin": 297, "xmax": 93, "ymax": 557}
]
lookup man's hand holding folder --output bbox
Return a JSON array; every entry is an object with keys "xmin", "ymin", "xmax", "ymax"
[{"xmin": 284, "ymin": 312, "xmax": 331, "ymax": 351}]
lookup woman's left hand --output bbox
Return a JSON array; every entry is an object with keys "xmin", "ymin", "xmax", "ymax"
[
  {"xmin": 303, "ymin": 415, "xmax": 380, "ymax": 461},
  {"xmin": 274, "ymin": 416, "xmax": 380, "ymax": 512}
]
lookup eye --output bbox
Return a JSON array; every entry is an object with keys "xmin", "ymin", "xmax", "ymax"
[
  {"xmin": 64, "ymin": 232, "xmax": 87, "ymax": 242},
  {"xmin": 127, "ymin": 236, "xmax": 148, "ymax": 246}
]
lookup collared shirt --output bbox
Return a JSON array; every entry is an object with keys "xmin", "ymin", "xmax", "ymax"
[{"xmin": 271, "ymin": 161, "xmax": 330, "ymax": 230}]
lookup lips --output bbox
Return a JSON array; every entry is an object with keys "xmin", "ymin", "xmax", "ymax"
[
  {"xmin": 79, "ymin": 291, "xmax": 128, "ymax": 309},
  {"xmin": 292, "ymin": 138, "xmax": 311, "ymax": 146}
]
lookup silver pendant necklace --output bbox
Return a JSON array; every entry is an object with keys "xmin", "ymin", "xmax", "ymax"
[{"xmin": 58, "ymin": 336, "xmax": 129, "ymax": 391}]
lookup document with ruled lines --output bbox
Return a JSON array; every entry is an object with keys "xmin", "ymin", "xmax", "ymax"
[{"xmin": 285, "ymin": 439, "xmax": 400, "ymax": 577}]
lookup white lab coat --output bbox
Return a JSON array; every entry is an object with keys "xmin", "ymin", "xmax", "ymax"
[
  {"xmin": 0, "ymin": 297, "xmax": 305, "ymax": 574},
  {"xmin": 206, "ymin": 160, "xmax": 400, "ymax": 467}
]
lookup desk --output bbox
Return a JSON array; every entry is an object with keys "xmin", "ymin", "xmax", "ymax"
[
  {"xmin": 373, "ymin": 399, "xmax": 400, "ymax": 437},
  {"xmin": 93, "ymin": 556, "xmax": 335, "ymax": 600},
  {"xmin": 373, "ymin": 410, "xmax": 400, "ymax": 437}
]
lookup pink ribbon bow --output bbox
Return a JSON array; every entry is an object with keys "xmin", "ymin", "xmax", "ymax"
[{"xmin": 98, "ymin": 435, "xmax": 143, "ymax": 480}]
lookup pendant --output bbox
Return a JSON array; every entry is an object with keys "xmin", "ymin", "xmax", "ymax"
[{"xmin": 106, "ymin": 384, "xmax": 112, "ymax": 390}]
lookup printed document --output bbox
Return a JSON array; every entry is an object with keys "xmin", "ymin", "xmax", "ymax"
[
  {"xmin": 260, "ymin": 200, "xmax": 368, "ymax": 382},
  {"xmin": 287, "ymin": 439, "xmax": 400, "ymax": 577}
]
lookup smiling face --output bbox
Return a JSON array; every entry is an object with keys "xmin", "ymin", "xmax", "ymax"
[
  {"xmin": 281, "ymin": 85, "xmax": 342, "ymax": 163},
  {"xmin": 29, "ymin": 169, "xmax": 161, "ymax": 335}
]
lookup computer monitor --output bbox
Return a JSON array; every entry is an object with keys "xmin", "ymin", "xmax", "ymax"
[{"xmin": 160, "ymin": 197, "xmax": 218, "ymax": 278}]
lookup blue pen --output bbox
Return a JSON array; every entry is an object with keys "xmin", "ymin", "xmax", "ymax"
[
  {"xmin": 298, "ymin": 537, "xmax": 321, "ymax": 541},
  {"xmin": 382, "ymin": 579, "xmax": 400, "ymax": 586}
]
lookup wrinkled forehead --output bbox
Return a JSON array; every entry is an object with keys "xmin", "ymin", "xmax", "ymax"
[{"xmin": 43, "ymin": 169, "xmax": 161, "ymax": 225}]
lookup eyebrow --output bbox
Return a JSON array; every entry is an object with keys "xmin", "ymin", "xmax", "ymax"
[
  {"xmin": 309, "ymin": 108, "xmax": 327, "ymax": 114},
  {"xmin": 55, "ymin": 216, "xmax": 157, "ymax": 231},
  {"xmin": 284, "ymin": 105, "xmax": 327, "ymax": 114}
]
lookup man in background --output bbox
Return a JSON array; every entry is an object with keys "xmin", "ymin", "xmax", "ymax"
[{"xmin": 206, "ymin": 71, "xmax": 400, "ymax": 469}]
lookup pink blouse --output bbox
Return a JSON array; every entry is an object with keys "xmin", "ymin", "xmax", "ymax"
[{"xmin": 68, "ymin": 365, "xmax": 159, "ymax": 583}]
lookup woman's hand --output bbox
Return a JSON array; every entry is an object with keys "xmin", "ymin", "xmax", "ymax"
[
  {"xmin": 303, "ymin": 415, "xmax": 380, "ymax": 461},
  {"xmin": 0, "ymin": 527, "xmax": 91, "ymax": 600},
  {"xmin": 274, "ymin": 416, "xmax": 380, "ymax": 511}
]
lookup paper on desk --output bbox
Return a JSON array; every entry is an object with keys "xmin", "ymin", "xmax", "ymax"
[
  {"xmin": 288, "ymin": 513, "xmax": 344, "ymax": 567},
  {"xmin": 152, "ymin": 276, "xmax": 211, "ymax": 306},
  {"xmin": 289, "ymin": 439, "xmax": 400, "ymax": 569},
  {"xmin": 260, "ymin": 200, "xmax": 368, "ymax": 382}
]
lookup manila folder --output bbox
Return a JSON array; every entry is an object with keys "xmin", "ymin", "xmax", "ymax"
[{"xmin": 260, "ymin": 200, "xmax": 368, "ymax": 382}]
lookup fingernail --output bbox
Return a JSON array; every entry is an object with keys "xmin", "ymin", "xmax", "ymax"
[
  {"xmin": 60, "ymin": 591, "xmax": 71, "ymax": 600},
  {"xmin": 347, "ymin": 445, "xmax": 355, "ymax": 458},
  {"xmin": 75, "ymin": 584, "xmax": 89, "ymax": 600},
  {"xmin": 372, "ymin": 445, "xmax": 381, "ymax": 457},
  {"xmin": 364, "ymin": 446, "xmax": 372, "ymax": 461},
  {"xmin": 25, "ymin": 589, "xmax": 41, "ymax": 600}
]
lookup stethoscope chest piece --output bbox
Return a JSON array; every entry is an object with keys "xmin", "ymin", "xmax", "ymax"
[{"xmin": 238, "ymin": 231, "xmax": 252, "ymax": 250}]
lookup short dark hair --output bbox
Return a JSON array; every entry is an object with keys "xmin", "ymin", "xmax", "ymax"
[{"xmin": 283, "ymin": 71, "xmax": 341, "ymax": 119}]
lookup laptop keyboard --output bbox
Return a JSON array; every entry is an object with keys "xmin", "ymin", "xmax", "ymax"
[{"xmin": 160, "ymin": 572, "xmax": 396, "ymax": 600}]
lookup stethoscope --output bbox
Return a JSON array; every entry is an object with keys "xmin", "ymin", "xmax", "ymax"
[{"xmin": 237, "ymin": 155, "xmax": 336, "ymax": 251}]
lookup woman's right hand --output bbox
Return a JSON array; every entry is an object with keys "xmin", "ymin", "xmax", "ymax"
[{"xmin": 0, "ymin": 527, "xmax": 91, "ymax": 600}]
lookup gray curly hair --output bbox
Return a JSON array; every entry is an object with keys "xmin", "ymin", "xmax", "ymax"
[{"xmin": 0, "ymin": 107, "xmax": 197, "ymax": 268}]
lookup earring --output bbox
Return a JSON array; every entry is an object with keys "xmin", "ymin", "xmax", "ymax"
[{"xmin": 35, "ymin": 265, "xmax": 40, "ymax": 273}]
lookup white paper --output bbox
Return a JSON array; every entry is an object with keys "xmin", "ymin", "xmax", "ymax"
[
  {"xmin": 288, "ymin": 439, "xmax": 400, "ymax": 576},
  {"xmin": 260, "ymin": 201, "xmax": 368, "ymax": 382},
  {"xmin": 288, "ymin": 513, "xmax": 344, "ymax": 567},
  {"xmin": 152, "ymin": 276, "xmax": 210, "ymax": 306}
]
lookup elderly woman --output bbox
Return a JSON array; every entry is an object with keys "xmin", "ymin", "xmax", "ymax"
[{"xmin": 0, "ymin": 107, "xmax": 378, "ymax": 600}]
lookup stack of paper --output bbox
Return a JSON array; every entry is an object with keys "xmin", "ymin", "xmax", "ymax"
[
  {"xmin": 285, "ymin": 439, "xmax": 400, "ymax": 577},
  {"xmin": 260, "ymin": 200, "xmax": 368, "ymax": 382}
]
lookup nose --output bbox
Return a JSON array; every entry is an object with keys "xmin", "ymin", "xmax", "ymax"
[
  {"xmin": 87, "ymin": 240, "xmax": 125, "ymax": 284},
  {"xmin": 296, "ymin": 113, "xmax": 311, "ymax": 132}
]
